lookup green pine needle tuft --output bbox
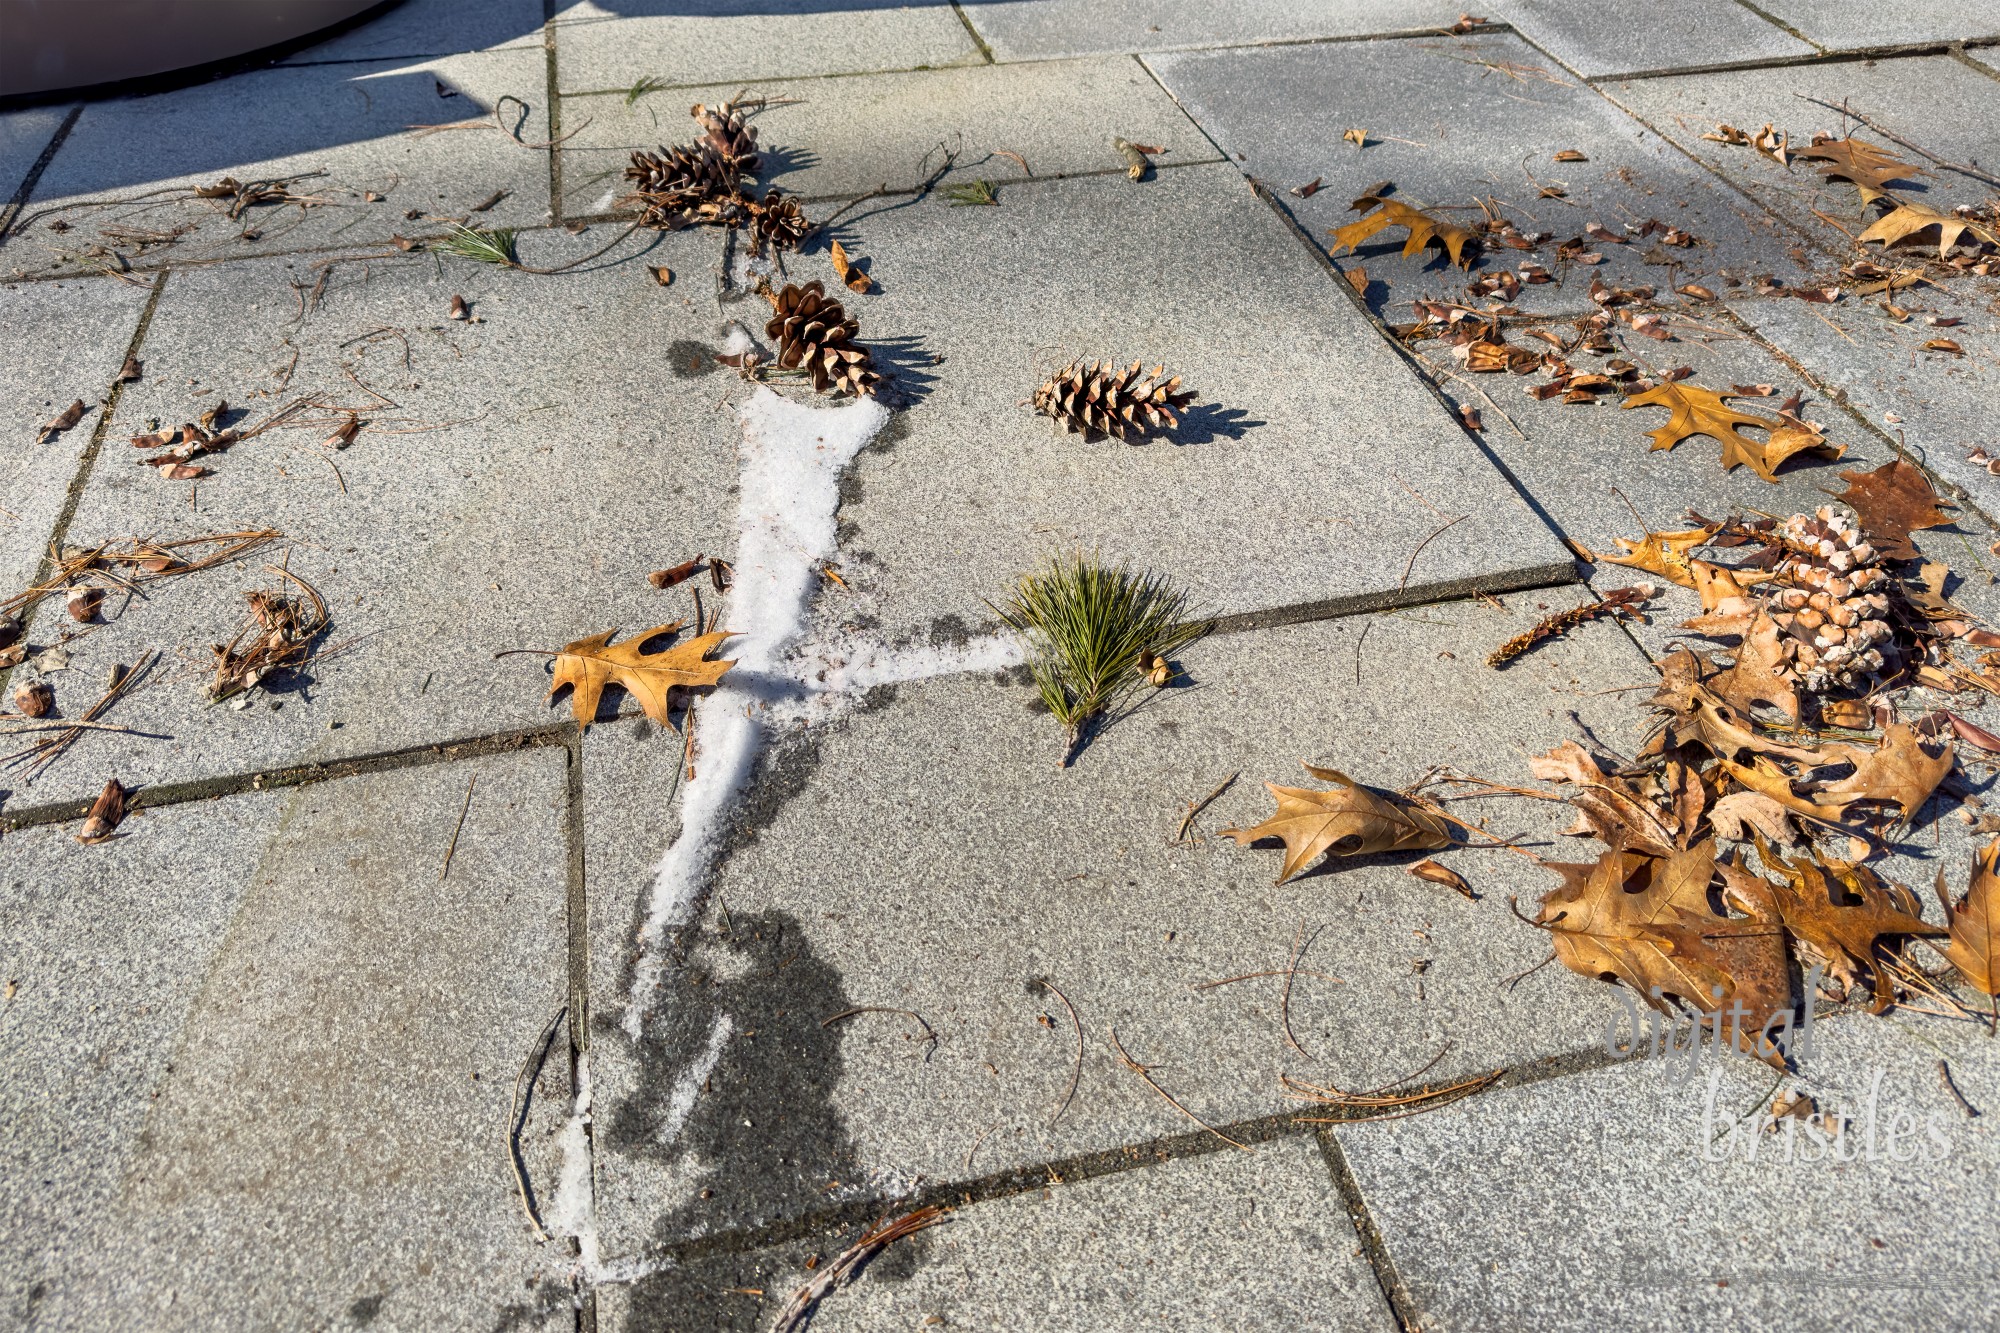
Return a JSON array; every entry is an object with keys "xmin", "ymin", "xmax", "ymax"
[
  {"xmin": 991, "ymin": 552, "xmax": 1211, "ymax": 764},
  {"xmin": 436, "ymin": 224, "xmax": 519, "ymax": 266}
]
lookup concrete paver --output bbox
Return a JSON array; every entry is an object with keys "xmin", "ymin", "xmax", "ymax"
[
  {"xmin": 1494, "ymin": 0, "xmax": 1814, "ymax": 80},
  {"xmin": 960, "ymin": 0, "xmax": 1472, "ymax": 61},
  {"xmin": 558, "ymin": 56, "xmax": 1221, "ymax": 217},
  {"xmin": 1746, "ymin": 0, "xmax": 2000, "ymax": 52},
  {"xmin": 12, "ymin": 49, "xmax": 552, "ymax": 276},
  {"xmin": 1148, "ymin": 34, "xmax": 1828, "ymax": 318},
  {"xmin": 552, "ymin": 1, "xmax": 982, "ymax": 94},
  {"xmin": 0, "ymin": 747, "xmax": 573, "ymax": 1331},
  {"xmin": 1338, "ymin": 1009, "xmax": 2000, "ymax": 1331}
]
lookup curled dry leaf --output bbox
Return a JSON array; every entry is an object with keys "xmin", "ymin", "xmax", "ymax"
[
  {"xmin": 1937, "ymin": 839, "xmax": 1999, "ymax": 995},
  {"xmin": 1342, "ymin": 128, "xmax": 1368, "ymax": 148},
  {"xmin": 66, "ymin": 586, "xmax": 105, "ymax": 622},
  {"xmin": 1553, "ymin": 149, "xmax": 1588, "ymax": 162},
  {"xmin": 1408, "ymin": 858, "xmax": 1474, "ymax": 899},
  {"xmin": 648, "ymin": 265, "xmax": 674, "ymax": 287},
  {"xmin": 76, "ymin": 779, "xmax": 127, "ymax": 844},
  {"xmin": 1733, "ymin": 840, "xmax": 1942, "ymax": 1012},
  {"xmin": 1221, "ymin": 763, "xmax": 1452, "ymax": 884},
  {"xmin": 1291, "ymin": 178, "xmax": 1323, "ymax": 198},
  {"xmin": 1922, "ymin": 338, "xmax": 1963, "ymax": 356},
  {"xmin": 449, "ymin": 294, "xmax": 470, "ymax": 320},
  {"xmin": 114, "ymin": 355, "xmax": 142, "ymax": 384},
  {"xmin": 1599, "ymin": 523, "xmax": 1719, "ymax": 589},
  {"xmin": 325, "ymin": 415, "xmax": 363, "ymax": 450},
  {"xmin": 648, "ymin": 555, "xmax": 705, "ymax": 589},
  {"xmin": 548, "ymin": 624, "xmax": 735, "ymax": 730},
  {"xmin": 38, "ymin": 399, "xmax": 86, "ymax": 444},
  {"xmin": 1858, "ymin": 202, "xmax": 1997, "ymax": 259},
  {"xmin": 1329, "ymin": 194, "xmax": 1477, "ymax": 270},
  {"xmin": 13, "ymin": 679, "xmax": 54, "ymax": 718},
  {"xmin": 829, "ymin": 239, "xmax": 872, "ymax": 294},
  {"xmin": 1795, "ymin": 137, "xmax": 1923, "ymax": 202}
]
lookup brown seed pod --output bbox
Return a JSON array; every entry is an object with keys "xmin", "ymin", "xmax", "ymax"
[
  {"xmin": 14, "ymin": 678, "xmax": 54, "ymax": 718},
  {"xmin": 764, "ymin": 281, "xmax": 880, "ymax": 396},
  {"xmin": 1031, "ymin": 359, "xmax": 1196, "ymax": 442}
]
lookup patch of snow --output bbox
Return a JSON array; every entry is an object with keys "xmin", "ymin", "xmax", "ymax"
[{"xmin": 658, "ymin": 1012, "xmax": 733, "ymax": 1146}]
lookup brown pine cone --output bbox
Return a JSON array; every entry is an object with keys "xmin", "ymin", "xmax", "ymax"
[
  {"xmin": 764, "ymin": 281, "xmax": 879, "ymax": 396},
  {"xmin": 1766, "ymin": 506, "xmax": 1897, "ymax": 693},
  {"xmin": 624, "ymin": 143, "xmax": 747, "ymax": 229},
  {"xmin": 751, "ymin": 188, "xmax": 810, "ymax": 252},
  {"xmin": 691, "ymin": 100, "xmax": 760, "ymax": 174},
  {"xmin": 1031, "ymin": 358, "xmax": 1195, "ymax": 441}
]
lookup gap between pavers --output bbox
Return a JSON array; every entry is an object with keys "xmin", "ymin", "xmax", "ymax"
[
  {"xmin": 592, "ymin": 1133, "xmax": 1392, "ymax": 1333},
  {"xmin": 1145, "ymin": 31, "xmax": 1830, "ymax": 321},
  {"xmin": 788, "ymin": 162, "xmax": 1573, "ymax": 647},
  {"xmin": 3, "ymin": 232, "xmax": 736, "ymax": 810},
  {"xmin": 1602, "ymin": 53, "xmax": 2000, "ymax": 265},
  {"xmin": 1742, "ymin": 0, "xmax": 2000, "ymax": 53},
  {"xmin": 1336, "ymin": 1006, "xmax": 2000, "ymax": 1332},
  {"xmin": 9, "ymin": 48, "xmax": 552, "ymax": 278},
  {"xmin": 1493, "ymin": 0, "xmax": 1816, "ymax": 83},
  {"xmin": 556, "ymin": 56, "xmax": 1222, "ymax": 218},
  {"xmin": 0, "ymin": 745, "xmax": 574, "ymax": 1331},
  {"xmin": 955, "ymin": 0, "xmax": 1474, "ymax": 63},
  {"xmin": 552, "ymin": 0, "xmax": 984, "ymax": 95},
  {"xmin": 581, "ymin": 598, "xmax": 1652, "ymax": 1260},
  {"xmin": 0, "ymin": 105, "xmax": 72, "ymax": 211},
  {"xmin": 0, "ymin": 276, "xmax": 151, "ymax": 599}
]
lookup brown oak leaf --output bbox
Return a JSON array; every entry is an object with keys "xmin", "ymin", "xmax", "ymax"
[
  {"xmin": 1795, "ymin": 136, "xmax": 1923, "ymax": 202},
  {"xmin": 1937, "ymin": 839, "xmax": 1999, "ymax": 995},
  {"xmin": 1621, "ymin": 382, "xmax": 1841, "ymax": 482},
  {"xmin": 548, "ymin": 623, "xmax": 734, "ymax": 729},
  {"xmin": 1221, "ymin": 763, "xmax": 1452, "ymax": 884},
  {"xmin": 1738, "ymin": 841, "xmax": 1942, "ymax": 1011},
  {"xmin": 1834, "ymin": 458, "xmax": 1953, "ymax": 561},
  {"xmin": 1858, "ymin": 202, "xmax": 1998, "ymax": 258},
  {"xmin": 1599, "ymin": 523, "xmax": 1719, "ymax": 588},
  {"xmin": 1329, "ymin": 196, "xmax": 1477, "ymax": 269}
]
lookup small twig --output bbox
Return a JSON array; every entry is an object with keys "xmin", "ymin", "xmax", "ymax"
[
  {"xmin": 1499, "ymin": 949, "xmax": 1560, "ymax": 991},
  {"xmin": 1173, "ymin": 770, "xmax": 1238, "ymax": 843},
  {"xmin": 772, "ymin": 1207, "xmax": 948, "ymax": 1333},
  {"xmin": 1280, "ymin": 920, "xmax": 1325, "ymax": 1061},
  {"xmin": 509, "ymin": 1005, "xmax": 567, "ymax": 1244},
  {"xmin": 440, "ymin": 774, "xmax": 477, "ymax": 881},
  {"xmin": 1192, "ymin": 969, "xmax": 1344, "ymax": 991},
  {"xmin": 1108, "ymin": 1025, "xmax": 1252, "ymax": 1151},
  {"xmin": 964, "ymin": 1119, "xmax": 1001, "ymax": 1170},
  {"xmin": 1034, "ymin": 977, "xmax": 1084, "ymax": 1130},
  {"xmin": 1355, "ymin": 514, "xmax": 1466, "ymax": 684},
  {"xmin": 1939, "ymin": 1059, "xmax": 1979, "ymax": 1117},
  {"xmin": 820, "ymin": 1006, "xmax": 938, "ymax": 1061}
]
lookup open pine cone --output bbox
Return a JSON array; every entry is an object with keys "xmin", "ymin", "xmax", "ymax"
[
  {"xmin": 1031, "ymin": 359, "xmax": 1195, "ymax": 441},
  {"xmin": 765, "ymin": 281, "xmax": 880, "ymax": 396},
  {"xmin": 624, "ymin": 143, "xmax": 748, "ymax": 229},
  {"xmin": 1767, "ymin": 507, "xmax": 1897, "ymax": 694},
  {"xmin": 691, "ymin": 100, "xmax": 760, "ymax": 174},
  {"xmin": 752, "ymin": 188, "xmax": 810, "ymax": 252}
]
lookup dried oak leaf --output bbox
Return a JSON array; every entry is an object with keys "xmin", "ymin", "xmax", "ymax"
[
  {"xmin": 76, "ymin": 778, "xmax": 127, "ymax": 845},
  {"xmin": 1794, "ymin": 137, "xmax": 1923, "ymax": 202},
  {"xmin": 1858, "ymin": 202, "xmax": 1998, "ymax": 259},
  {"xmin": 1599, "ymin": 523, "xmax": 1719, "ymax": 588},
  {"xmin": 1834, "ymin": 458, "xmax": 1953, "ymax": 561},
  {"xmin": 1622, "ymin": 382, "xmax": 1841, "ymax": 482},
  {"xmin": 1721, "ymin": 723, "xmax": 1952, "ymax": 832},
  {"xmin": 1538, "ymin": 840, "xmax": 1790, "ymax": 1066},
  {"xmin": 548, "ymin": 624, "xmax": 734, "ymax": 729},
  {"xmin": 1531, "ymin": 740, "xmax": 1678, "ymax": 854},
  {"xmin": 1708, "ymin": 611, "xmax": 1802, "ymax": 721},
  {"xmin": 1220, "ymin": 763, "xmax": 1452, "ymax": 884},
  {"xmin": 1938, "ymin": 839, "xmax": 2000, "ymax": 994},
  {"xmin": 38, "ymin": 399, "xmax": 86, "ymax": 444},
  {"xmin": 1329, "ymin": 196, "xmax": 1476, "ymax": 270},
  {"xmin": 1409, "ymin": 859, "xmax": 1474, "ymax": 898},
  {"xmin": 1734, "ymin": 841, "xmax": 1942, "ymax": 1011}
]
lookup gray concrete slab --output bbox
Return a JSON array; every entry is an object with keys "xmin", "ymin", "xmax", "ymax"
[
  {"xmin": 1729, "ymin": 294, "xmax": 2000, "ymax": 517},
  {"xmin": 9, "ymin": 233, "xmax": 737, "ymax": 807},
  {"xmin": 0, "ymin": 106, "xmax": 67, "ymax": 206},
  {"xmin": 1604, "ymin": 54, "xmax": 2000, "ymax": 260},
  {"xmin": 0, "ymin": 746, "xmax": 574, "ymax": 1330},
  {"xmin": 1146, "ymin": 34, "xmax": 1828, "ymax": 319},
  {"xmin": 583, "ymin": 601, "xmax": 1652, "ymax": 1258},
  {"xmin": 0, "ymin": 276, "xmax": 150, "ymax": 602},
  {"xmin": 959, "ymin": 0, "xmax": 1472, "ymax": 62},
  {"xmin": 594, "ymin": 1134, "xmax": 1391, "ymax": 1332},
  {"xmin": 558, "ymin": 56, "xmax": 1221, "ymax": 218},
  {"xmin": 1748, "ymin": 0, "xmax": 2000, "ymax": 52},
  {"xmin": 275, "ymin": 0, "xmax": 547, "ymax": 64},
  {"xmin": 11, "ymin": 49, "xmax": 551, "ymax": 278},
  {"xmin": 552, "ymin": 2, "xmax": 982, "ymax": 95},
  {"xmin": 791, "ymin": 164, "xmax": 1572, "ymax": 645},
  {"xmin": 1494, "ymin": 0, "xmax": 1814, "ymax": 80},
  {"xmin": 1337, "ymin": 1009, "xmax": 2000, "ymax": 1330}
]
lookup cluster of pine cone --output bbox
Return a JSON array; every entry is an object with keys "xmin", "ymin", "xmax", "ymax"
[
  {"xmin": 1765, "ymin": 507, "xmax": 1898, "ymax": 694},
  {"xmin": 624, "ymin": 101, "xmax": 807, "ymax": 251}
]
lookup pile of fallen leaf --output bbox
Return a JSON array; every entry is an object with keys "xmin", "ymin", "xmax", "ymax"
[{"xmin": 1226, "ymin": 465, "xmax": 1999, "ymax": 1065}]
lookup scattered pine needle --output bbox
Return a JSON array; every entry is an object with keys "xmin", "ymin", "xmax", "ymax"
[
  {"xmin": 1033, "ymin": 977, "xmax": 1085, "ymax": 1130},
  {"xmin": 772, "ymin": 1206, "xmax": 948, "ymax": 1333},
  {"xmin": 1108, "ymin": 1025, "xmax": 1252, "ymax": 1151},
  {"xmin": 820, "ymin": 1006, "xmax": 938, "ymax": 1061}
]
